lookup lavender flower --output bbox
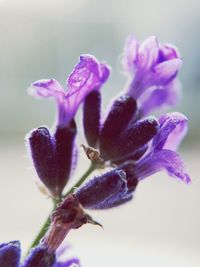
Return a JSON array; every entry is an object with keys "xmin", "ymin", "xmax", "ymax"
[
  {"xmin": 122, "ymin": 35, "xmax": 182, "ymax": 116},
  {"xmin": 27, "ymin": 55, "xmax": 110, "ymax": 197},
  {"xmin": 29, "ymin": 55, "xmax": 110, "ymax": 128},
  {"xmin": 21, "ymin": 34, "xmax": 191, "ymax": 266},
  {"xmin": 134, "ymin": 112, "xmax": 191, "ymax": 184},
  {"xmin": 75, "ymin": 113, "xmax": 190, "ymax": 210}
]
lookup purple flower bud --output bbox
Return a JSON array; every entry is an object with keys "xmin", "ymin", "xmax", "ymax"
[
  {"xmin": 22, "ymin": 245, "xmax": 55, "ymax": 267},
  {"xmin": 0, "ymin": 241, "xmax": 21, "ymax": 267},
  {"xmin": 54, "ymin": 121, "xmax": 77, "ymax": 194},
  {"xmin": 83, "ymin": 91, "xmax": 101, "ymax": 147},
  {"xmin": 27, "ymin": 122, "xmax": 77, "ymax": 197},
  {"xmin": 113, "ymin": 145, "xmax": 148, "ymax": 165},
  {"xmin": 102, "ymin": 117, "xmax": 159, "ymax": 161},
  {"xmin": 99, "ymin": 96, "xmax": 137, "ymax": 159},
  {"xmin": 75, "ymin": 169, "xmax": 128, "ymax": 209},
  {"xmin": 27, "ymin": 127, "xmax": 58, "ymax": 196}
]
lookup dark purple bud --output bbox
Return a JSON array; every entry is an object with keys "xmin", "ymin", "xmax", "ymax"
[
  {"xmin": 22, "ymin": 245, "xmax": 55, "ymax": 267},
  {"xmin": 95, "ymin": 163, "xmax": 139, "ymax": 209},
  {"xmin": 83, "ymin": 91, "xmax": 101, "ymax": 147},
  {"xmin": 75, "ymin": 169, "xmax": 128, "ymax": 209},
  {"xmin": 113, "ymin": 144, "xmax": 148, "ymax": 165},
  {"xmin": 27, "ymin": 121, "xmax": 77, "ymax": 197},
  {"xmin": 0, "ymin": 241, "xmax": 21, "ymax": 267},
  {"xmin": 54, "ymin": 120, "xmax": 77, "ymax": 195},
  {"xmin": 27, "ymin": 127, "xmax": 58, "ymax": 196},
  {"xmin": 100, "ymin": 96, "xmax": 137, "ymax": 159},
  {"xmin": 104, "ymin": 117, "xmax": 159, "ymax": 161}
]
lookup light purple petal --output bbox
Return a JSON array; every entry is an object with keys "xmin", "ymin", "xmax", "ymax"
[
  {"xmin": 29, "ymin": 55, "xmax": 110, "ymax": 127},
  {"xmin": 158, "ymin": 43, "xmax": 180, "ymax": 62},
  {"xmin": 122, "ymin": 35, "xmax": 139, "ymax": 74},
  {"xmin": 153, "ymin": 112, "xmax": 188, "ymax": 151},
  {"xmin": 139, "ymin": 79, "xmax": 181, "ymax": 116},
  {"xmin": 152, "ymin": 58, "xmax": 182, "ymax": 86},
  {"xmin": 67, "ymin": 54, "xmax": 110, "ymax": 97},
  {"xmin": 136, "ymin": 36, "xmax": 159, "ymax": 70},
  {"xmin": 135, "ymin": 149, "xmax": 191, "ymax": 184},
  {"xmin": 64, "ymin": 55, "xmax": 110, "ymax": 124},
  {"xmin": 29, "ymin": 79, "xmax": 64, "ymax": 98}
]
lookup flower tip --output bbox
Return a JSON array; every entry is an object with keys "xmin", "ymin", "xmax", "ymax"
[
  {"xmin": 78, "ymin": 53, "xmax": 111, "ymax": 82},
  {"xmin": 183, "ymin": 174, "xmax": 192, "ymax": 184}
]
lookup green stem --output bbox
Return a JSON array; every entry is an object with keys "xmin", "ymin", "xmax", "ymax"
[{"xmin": 27, "ymin": 163, "xmax": 95, "ymax": 253}]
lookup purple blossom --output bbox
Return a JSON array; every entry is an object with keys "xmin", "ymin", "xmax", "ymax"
[
  {"xmin": 27, "ymin": 55, "xmax": 110, "ymax": 197},
  {"xmin": 122, "ymin": 35, "xmax": 182, "ymax": 115},
  {"xmin": 134, "ymin": 112, "xmax": 191, "ymax": 184},
  {"xmin": 29, "ymin": 55, "xmax": 110, "ymax": 128},
  {"xmin": 75, "ymin": 111, "xmax": 190, "ymax": 210}
]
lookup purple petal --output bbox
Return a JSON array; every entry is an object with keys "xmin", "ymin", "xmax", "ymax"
[
  {"xmin": 139, "ymin": 79, "xmax": 181, "ymax": 116},
  {"xmin": 135, "ymin": 149, "xmax": 191, "ymax": 184},
  {"xmin": 122, "ymin": 35, "xmax": 139, "ymax": 73},
  {"xmin": 136, "ymin": 36, "xmax": 159, "ymax": 70},
  {"xmin": 59, "ymin": 55, "xmax": 109, "ymax": 126},
  {"xmin": 67, "ymin": 54, "xmax": 110, "ymax": 97},
  {"xmin": 30, "ymin": 79, "xmax": 64, "ymax": 98},
  {"xmin": 158, "ymin": 43, "xmax": 180, "ymax": 63},
  {"xmin": 152, "ymin": 58, "xmax": 182, "ymax": 86},
  {"xmin": 29, "ymin": 56, "xmax": 109, "ymax": 128},
  {"xmin": 153, "ymin": 112, "xmax": 188, "ymax": 151}
]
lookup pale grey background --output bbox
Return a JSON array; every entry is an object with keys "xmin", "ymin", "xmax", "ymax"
[{"xmin": 0, "ymin": 0, "xmax": 199, "ymax": 266}]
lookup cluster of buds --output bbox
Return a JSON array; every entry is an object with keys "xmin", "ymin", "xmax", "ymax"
[{"xmin": 0, "ymin": 35, "xmax": 191, "ymax": 267}]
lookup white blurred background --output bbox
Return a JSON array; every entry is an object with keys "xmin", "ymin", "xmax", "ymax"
[{"xmin": 0, "ymin": 0, "xmax": 200, "ymax": 266}]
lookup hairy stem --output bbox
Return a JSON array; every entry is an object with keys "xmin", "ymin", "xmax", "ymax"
[{"xmin": 27, "ymin": 163, "xmax": 95, "ymax": 253}]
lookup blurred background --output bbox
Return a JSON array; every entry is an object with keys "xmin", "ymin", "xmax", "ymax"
[{"xmin": 0, "ymin": 0, "xmax": 199, "ymax": 266}]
